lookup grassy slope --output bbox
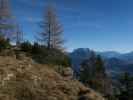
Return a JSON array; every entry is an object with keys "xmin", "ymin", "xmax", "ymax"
[{"xmin": 0, "ymin": 55, "xmax": 105, "ymax": 100}]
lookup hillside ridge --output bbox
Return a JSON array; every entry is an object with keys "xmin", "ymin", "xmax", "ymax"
[{"xmin": 0, "ymin": 52, "xmax": 105, "ymax": 100}]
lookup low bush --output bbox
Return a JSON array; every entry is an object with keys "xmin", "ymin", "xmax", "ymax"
[
  {"xmin": 20, "ymin": 41, "xmax": 32, "ymax": 52},
  {"xmin": 0, "ymin": 36, "xmax": 11, "ymax": 51},
  {"xmin": 20, "ymin": 42, "xmax": 71, "ymax": 67}
]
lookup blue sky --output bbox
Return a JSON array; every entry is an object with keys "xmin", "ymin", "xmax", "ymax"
[{"xmin": 10, "ymin": 0, "xmax": 133, "ymax": 52}]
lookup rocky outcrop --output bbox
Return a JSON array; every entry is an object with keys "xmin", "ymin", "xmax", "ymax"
[
  {"xmin": 62, "ymin": 67, "xmax": 73, "ymax": 80},
  {"xmin": 0, "ymin": 55, "xmax": 105, "ymax": 100}
]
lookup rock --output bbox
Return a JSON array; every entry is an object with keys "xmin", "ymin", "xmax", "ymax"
[
  {"xmin": 15, "ymin": 51, "xmax": 26, "ymax": 60},
  {"xmin": 62, "ymin": 67, "xmax": 73, "ymax": 79}
]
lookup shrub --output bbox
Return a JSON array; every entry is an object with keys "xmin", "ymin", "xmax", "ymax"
[
  {"xmin": 20, "ymin": 42, "xmax": 71, "ymax": 67},
  {"xmin": 32, "ymin": 47, "xmax": 71, "ymax": 67},
  {"xmin": 0, "ymin": 36, "xmax": 11, "ymax": 51},
  {"xmin": 20, "ymin": 41, "xmax": 32, "ymax": 52}
]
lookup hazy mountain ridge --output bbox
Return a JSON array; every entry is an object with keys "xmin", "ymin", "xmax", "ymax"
[{"xmin": 97, "ymin": 51, "xmax": 122, "ymax": 59}]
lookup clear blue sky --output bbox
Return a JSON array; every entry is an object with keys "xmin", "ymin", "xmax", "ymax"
[{"xmin": 11, "ymin": 0, "xmax": 133, "ymax": 52}]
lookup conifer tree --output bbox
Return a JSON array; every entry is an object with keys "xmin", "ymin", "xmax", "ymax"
[
  {"xmin": 15, "ymin": 24, "xmax": 23, "ymax": 46},
  {"xmin": 118, "ymin": 72, "xmax": 133, "ymax": 100},
  {"xmin": 80, "ymin": 52, "xmax": 112, "ymax": 95},
  {"xmin": 38, "ymin": 5, "xmax": 64, "ymax": 50},
  {"xmin": 95, "ymin": 55, "xmax": 106, "ymax": 77},
  {"xmin": 80, "ymin": 51, "xmax": 97, "ymax": 84}
]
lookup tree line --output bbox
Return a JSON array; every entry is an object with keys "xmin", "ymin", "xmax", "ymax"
[{"xmin": 0, "ymin": 5, "xmax": 64, "ymax": 51}]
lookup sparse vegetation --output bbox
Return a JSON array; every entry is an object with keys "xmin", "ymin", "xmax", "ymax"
[{"xmin": 20, "ymin": 42, "xmax": 71, "ymax": 67}]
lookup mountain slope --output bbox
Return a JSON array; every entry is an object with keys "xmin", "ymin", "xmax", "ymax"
[
  {"xmin": 70, "ymin": 48, "xmax": 93, "ymax": 76},
  {"xmin": 0, "ymin": 54, "xmax": 105, "ymax": 100}
]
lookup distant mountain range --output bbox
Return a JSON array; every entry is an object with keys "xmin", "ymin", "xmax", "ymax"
[
  {"xmin": 69, "ymin": 48, "xmax": 133, "ymax": 78},
  {"xmin": 97, "ymin": 51, "xmax": 121, "ymax": 59},
  {"xmin": 98, "ymin": 51, "xmax": 133, "ymax": 62}
]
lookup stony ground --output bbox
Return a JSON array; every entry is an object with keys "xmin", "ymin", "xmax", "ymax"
[{"xmin": 0, "ymin": 54, "xmax": 105, "ymax": 100}]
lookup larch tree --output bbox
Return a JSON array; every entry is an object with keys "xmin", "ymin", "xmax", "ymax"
[
  {"xmin": 38, "ymin": 5, "xmax": 64, "ymax": 50},
  {"xmin": 15, "ymin": 24, "xmax": 23, "ymax": 46},
  {"xmin": 0, "ymin": 0, "xmax": 15, "ymax": 40}
]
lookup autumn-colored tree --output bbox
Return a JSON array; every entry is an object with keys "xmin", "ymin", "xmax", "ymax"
[
  {"xmin": 38, "ymin": 5, "xmax": 64, "ymax": 50},
  {"xmin": 15, "ymin": 24, "xmax": 23, "ymax": 46},
  {"xmin": 0, "ymin": 0, "xmax": 15, "ymax": 40}
]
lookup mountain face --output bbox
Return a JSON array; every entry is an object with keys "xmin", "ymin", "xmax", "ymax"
[
  {"xmin": 69, "ymin": 48, "xmax": 93, "ymax": 76},
  {"xmin": 70, "ymin": 48, "xmax": 133, "ymax": 78},
  {"xmin": 98, "ymin": 51, "xmax": 133, "ymax": 63}
]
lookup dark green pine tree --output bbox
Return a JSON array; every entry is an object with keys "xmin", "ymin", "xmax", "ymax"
[
  {"xmin": 118, "ymin": 72, "xmax": 133, "ymax": 100},
  {"xmin": 95, "ymin": 55, "xmax": 106, "ymax": 78},
  {"xmin": 80, "ymin": 52, "xmax": 112, "ymax": 95},
  {"xmin": 80, "ymin": 51, "xmax": 97, "ymax": 85}
]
